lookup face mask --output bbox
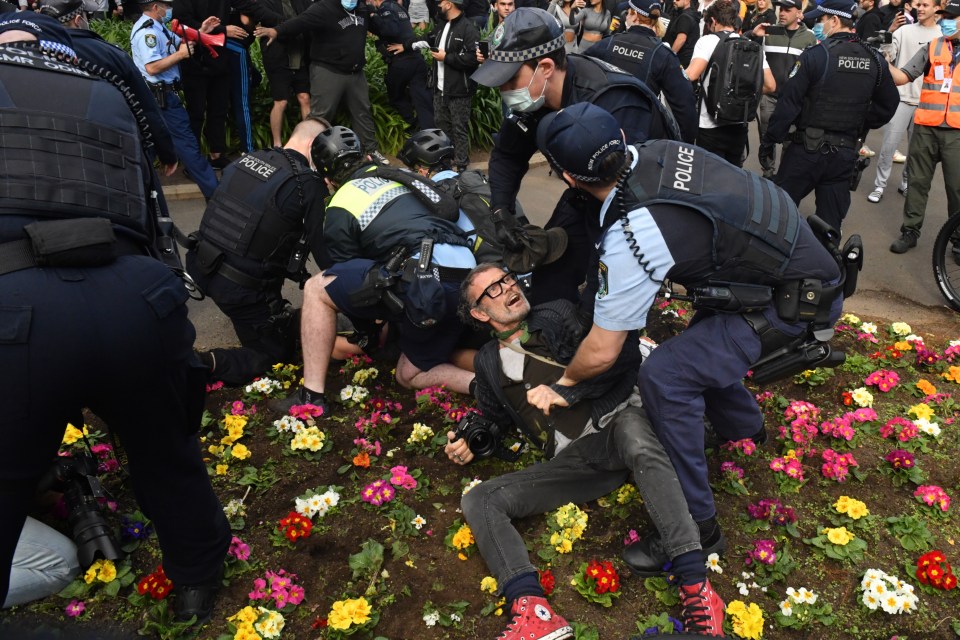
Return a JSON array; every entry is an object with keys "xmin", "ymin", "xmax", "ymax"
[
  {"xmin": 939, "ymin": 18, "xmax": 958, "ymax": 37},
  {"xmin": 812, "ymin": 22, "xmax": 825, "ymax": 39},
  {"xmin": 163, "ymin": 6, "xmax": 173, "ymax": 21},
  {"xmin": 341, "ymin": 0, "xmax": 358, "ymax": 10},
  {"xmin": 500, "ymin": 65, "xmax": 548, "ymax": 113}
]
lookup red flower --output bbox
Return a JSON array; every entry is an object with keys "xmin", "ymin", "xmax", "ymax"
[{"xmin": 538, "ymin": 569, "xmax": 555, "ymax": 596}]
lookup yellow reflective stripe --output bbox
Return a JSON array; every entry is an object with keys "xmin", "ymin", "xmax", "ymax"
[{"xmin": 328, "ymin": 177, "xmax": 403, "ymax": 221}]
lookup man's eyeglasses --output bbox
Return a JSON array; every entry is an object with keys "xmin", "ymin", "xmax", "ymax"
[{"xmin": 474, "ymin": 272, "xmax": 518, "ymax": 306}]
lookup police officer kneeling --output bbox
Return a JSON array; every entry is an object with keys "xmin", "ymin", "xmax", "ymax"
[
  {"xmin": 0, "ymin": 15, "xmax": 229, "ymax": 622},
  {"xmin": 187, "ymin": 118, "xmax": 331, "ymax": 386},
  {"xmin": 530, "ymin": 103, "xmax": 855, "ymax": 594},
  {"xmin": 764, "ymin": 0, "xmax": 898, "ymax": 231}
]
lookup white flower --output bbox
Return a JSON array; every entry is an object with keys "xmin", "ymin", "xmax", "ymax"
[
  {"xmin": 412, "ymin": 514, "xmax": 426, "ymax": 530},
  {"xmin": 273, "ymin": 415, "xmax": 305, "ymax": 434},
  {"xmin": 386, "ymin": 447, "xmax": 400, "ymax": 458},
  {"xmin": 891, "ymin": 322, "xmax": 912, "ymax": 336},
  {"xmin": 245, "ymin": 377, "xmax": 282, "ymax": 395},
  {"xmin": 851, "ymin": 386, "xmax": 874, "ymax": 408},
  {"xmin": 738, "ymin": 582, "xmax": 750, "ymax": 596},
  {"xmin": 340, "ymin": 386, "xmax": 354, "ymax": 401},
  {"xmin": 779, "ymin": 599, "xmax": 793, "ymax": 617},
  {"xmin": 321, "ymin": 489, "xmax": 340, "ymax": 508},
  {"xmin": 423, "ymin": 611, "xmax": 440, "ymax": 627},
  {"xmin": 462, "ymin": 478, "xmax": 483, "ymax": 496},
  {"xmin": 860, "ymin": 322, "xmax": 877, "ymax": 334},
  {"xmin": 706, "ymin": 552, "xmax": 723, "ymax": 574},
  {"xmin": 879, "ymin": 594, "xmax": 903, "ymax": 614},
  {"xmin": 906, "ymin": 334, "xmax": 924, "ymax": 343},
  {"xmin": 915, "ymin": 418, "xmax": 941, "ymax": 437},
  {"xmin": 796, "ymin": 587, "xmax": 817, "ymax": 604},
  {"xmin": 295, "ymin": 497, "xmax": 314, "ymax": 518},
  {"xmin": 450, "ymin": 613, "xmax": 461, "ymax": 622},
  {"xmin": 950, "ymin": 339, "xmax": 960, "ymax": 347},
  {"xmin": 862, "ymin": 591, "xmax": 880, "ymax": 610}
]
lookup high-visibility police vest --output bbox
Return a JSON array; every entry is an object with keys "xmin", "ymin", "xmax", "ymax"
[
  {"xmin": 914, "ymin": 38, "xmax": 960, "ymax": 128},
  {"xmin": 623, "ymin": 139, "xmax": 800, "ymax": 283}
]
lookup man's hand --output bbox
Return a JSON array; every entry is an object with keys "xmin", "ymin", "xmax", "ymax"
[
  {"xmin": 430, "ymin": 48, "xmax": 446, "ymax": 61},
  {"xmin": 526, "ymin": 384, "xmax": 569, "ymax": 416},
  {"xmin": 226, "ymin": 25, "xmax": 248, "ymax": 39},
  {"xmin": 751, "ymin": 22, "xmax": 769, "ymax": 37},
  {"xmin": 254, "ymin": 26, "xmax": 278, "ymax": 45},
  {"xmin": 176, "ymin": 41, "xmax": 193, "ymax": 60},
  {"xmin": 476, "ymin": 46, "xmax": 485, "ymax": 63},
  {"xmin": 386, "ymin": 43, "xmax": 405, "ymax": 55},
  {"xmin": 889, "ymin": 12, "xmax": 906, "ymax": 32},
  {"xmin": 200, "ymin": 16, "xmax": 221, "ymax": 34},
  {"xmin": 160, "ymin": 161, "xmax": 179, "ymax": 177},
  {"xmin": 444, "ymin": 432, "xmax": 474, "ymax": 466}
]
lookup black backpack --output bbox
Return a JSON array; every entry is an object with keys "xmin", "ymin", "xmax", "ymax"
[{"xmin": 701, "ymin": 31, "xmax": 763, "ymax": 125}]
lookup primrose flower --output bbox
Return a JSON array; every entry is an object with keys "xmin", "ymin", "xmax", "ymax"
[
  {"xmin": 706, "ymin": 552, "xmax": 723, "ymax": 574},
  {"xmin": 914, "ymin": 485, "xmax": 951, "ymax": 512},
  {"xmin": 411, "ymin": 514, "xmax": 426, "ymax": 530},
  {"xmin": 480, "ymin": 576, "xmax": 498, "ymax": 594},
  {"xmin": 65, "ymin": 600, "xmax": 86, "ymax": 617},
  {"xmin": 850, "ymin": 387, "xmax": 874, "ymax": 408},
  {"xmin": 823, "ymin": 527, "xmax": 854, "ymax": 546},
  {"xmin": 885, "ymin": 449, "xmax": 916, "ymax": 469},
  {"xmin": 890, "ymin": 322, "xmax": 912, "ymax": 336}
]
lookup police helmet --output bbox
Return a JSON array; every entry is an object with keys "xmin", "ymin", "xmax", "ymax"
[
  {"xmin": 397, "ymin": 129, "xmax": 455, "ymax": 171},
  {"xmin": 311, "ymin": 126, "xmax": 365, "ymax": 184},
  {"xmin": 38, "ymin": 0, "xmax": 83, "ymax": 22}
]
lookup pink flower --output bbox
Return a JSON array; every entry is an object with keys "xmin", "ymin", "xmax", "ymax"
[
  {"xmin": 249, "ymin": 577, "xmax": 267, "ymax": 600},
  {"xmin": 287, "ymin": 584, "xmax": 306, "ymax": 605},
  {"xmin": 228, "ymin": 536, "xmax": 251, "ymax": 561},
  {"xmin": 623, "ymin": 529, "xmax": 641, "ymax": 546},
  {"xmin": 65, "ymin": 600, "xmax": 85, "ymax": 618}
]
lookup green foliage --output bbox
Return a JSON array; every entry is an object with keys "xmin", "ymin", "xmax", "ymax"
[
  {"xmin": 136, "ymin": 600, "xmax": 198, "ymax": 639},
  {"xmin": 803, "ymin": 530, "xmax": 868, "ymax": 564},
  {"xmin": 793, "ymin": 367, "xmax": 835, "ymax": 387},
  {"xmin": 572, "ymin": 622, "xmax": 601, "ymax": 640},
  {"xmin": 885, "ymin": 515, "xmax": 935, "ymax": 551},
  {"xmin": 643, "ymin": 576, "xmax": 680, "ymax": 607},
  {"xmin": 349, "ymin": 539, "xmax": 386, "ymax": 582},
  {"xmin": 838, "ymin": 352, "xmax": 876, "ymax": 377},
  {"xmin": 236, "ymin": 460, "xmax": 278, "ymax": 493},
  {"xmin": 421, "ymin": 599, "xmax": 470, "ymax": 627},
  {"xmin": 636, "ymin": 612, "xmax": 680, "ymax": 634}
]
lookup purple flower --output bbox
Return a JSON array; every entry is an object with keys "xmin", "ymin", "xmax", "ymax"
[
  {"xmin": 65, "ymin": 600, "xmax": 85, "ymax": 618},
  {"xmin": 885, "ymin": 449, "xmax": 916, "ymax": 469},
  {"xmin": 720, "ymin": 461, "xmax": 744, "ymax": 478},
  {"xmin": 747, "ymin": 539, "xmax": 777, "ymax": 565},
  {"xmin": 228, "ymin": 536, "xmax": 250, "ymax": 561}
]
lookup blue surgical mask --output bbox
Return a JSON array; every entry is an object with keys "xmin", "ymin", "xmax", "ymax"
[
  {"xmin": 812, "ymin": 22, "xmax": 825, "ymax": 40},
  {"xmin": 939, "ymin": 18, "xmax": 958, "ymax": 37},
  {"xmin": 341, "ymin": 0, "xmax": 358, "ymax": 10},
  {"xmin": 500, "ymin": 65, "xmax": 548, "ymax": 113},
  {"xmin": 163, "ymin": 6, "xmax": 173, "ymax": 21}
]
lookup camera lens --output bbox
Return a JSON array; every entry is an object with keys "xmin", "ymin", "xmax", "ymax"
[{"xmin": 467, "ymin": 430, "xmax": 495, "ymax": 457}]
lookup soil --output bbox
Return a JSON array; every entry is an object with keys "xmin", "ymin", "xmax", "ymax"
[{"xmin": 1, "ymin": 306, "xmax": 959, "ymax": 640}]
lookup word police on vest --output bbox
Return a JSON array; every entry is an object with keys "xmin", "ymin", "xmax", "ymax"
[
  {"xmin": 237, "ymin": 155, "xmax": 278, "ymax": 180},
  {"xmin": 838, "ymin": 56, "xmax": 871, "ymax": 72},
  {"xmin": 612, "ymin": 43, "xmax": 645, "ymax": 62},
  {"xmin": 663, "ymin": 144, "xmax": 703, "ymax": 193}
]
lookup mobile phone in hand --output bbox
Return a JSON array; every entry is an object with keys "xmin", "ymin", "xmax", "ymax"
[
  {"xmin": 430, "ymin": 46, "xmax": 439, "ymax": 52},
  {"xmin": 765, "ymin": 25, "xmax": 786, "ymax": 35},
  {"xmin": 478, "ymin": 41, "xmax": 489, "ymax": 57}
]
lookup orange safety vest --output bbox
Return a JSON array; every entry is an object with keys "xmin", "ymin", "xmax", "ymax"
[{"xmin": 914, "ymin": 38, "xmax": 960, "ymax": 128}]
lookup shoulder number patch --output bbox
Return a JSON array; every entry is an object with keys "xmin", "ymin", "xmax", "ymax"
[{"xmin": 597, "ymin": 261, "xmax": 609, "ymax": 299}]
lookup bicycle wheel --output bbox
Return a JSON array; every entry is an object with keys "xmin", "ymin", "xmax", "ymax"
[{"xmin": 932, "ymin": 213, "xmax": 960, "ymax": 312}]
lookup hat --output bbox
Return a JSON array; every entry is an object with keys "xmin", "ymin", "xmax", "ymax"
[
  {"xmin": 626, "ymin": 0, "xmax": 662, "ymax": 16},
  {"xmin": 937, "ymin": 0, "xmax": 960, "ymax": 15},
  {"xmin": 503, "ymin": 225, "xmax": 568, "ymax": 272},
  {"xmin": 38, "ymin": 0, "xmax": 83, "ymax": 22},
  {"xmin": 472, "ymin": 8, "xmax": 565, "ymax": 87},
  {"xmin": 803, "ymin": 0, "xmax": 857, "ymax": 20},
  {"xmin": 137, "ymin": 0, "xmax": 173, "ymax": 5},
  {"xmin": 0, "ymin": 13, "xmax": 76, "ymax": 57},
  {"xmin": 773, "ymin": 0, "xmax": 801, "ymax": 8},
  {"xmin": 536, "ymin": 102, "xmax": 627, "ymax": 183}
]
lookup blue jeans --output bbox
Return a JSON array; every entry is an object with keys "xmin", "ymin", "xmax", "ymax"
[
  {"xmin": 161, "ymin": 90, "xmax": 219, "ymax": 200},
  {"xmin": 461, "ymin": 404, "xmax": 700, "ymax": 590},
  {"xmin": 3, "ymin": 517, "xmax": 78, "ymax": 608}
]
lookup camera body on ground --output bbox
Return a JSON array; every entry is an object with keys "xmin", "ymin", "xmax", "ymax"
[{"xmin": 454, "ymin": 413, "xmax": 522, "ymax": 461}]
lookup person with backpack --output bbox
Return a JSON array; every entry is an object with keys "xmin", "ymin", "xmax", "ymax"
[
  {"xmin": 685, "ymin": 0, "xmax": 776, "ymax": 166},
  {"xmin": 763, "ymin": 0, "xmax": 898, "ymax": 231}
]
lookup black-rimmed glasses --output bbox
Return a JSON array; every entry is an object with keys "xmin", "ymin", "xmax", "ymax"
[{"xmin": 474, "ymin": 272, "xmax": 518, "ymax": 306}]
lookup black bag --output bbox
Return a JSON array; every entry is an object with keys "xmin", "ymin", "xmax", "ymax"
[{"xmin": 702, "ymin": 32, "xmax": 763, "ymax": 125}]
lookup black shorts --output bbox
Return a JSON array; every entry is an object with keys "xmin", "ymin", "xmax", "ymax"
[{"xmin": 264, "ymin": 63, "xmax": 310, "ymax": 102}]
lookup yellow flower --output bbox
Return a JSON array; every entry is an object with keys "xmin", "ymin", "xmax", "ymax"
[
  {"xmin": 62, "ymin": 423, "xmax": 86, "ymax": 445},
  {"xmin": 480, "ymin": 576, "xmax": 499, "ymax": 595},
  {"xmin": 834, "ymin": 496, "xmax": 851, "ymax": 513},
  {"xmin": 328, "ymin": 601, "xmax": 353, "ymax": 630},
  {"xmin": 346, "ymin": 597, "xmax": 372, "ymax": 625},
  {"xmin": 451, "ymin": 525, "xmax": 475, "ymax": 550},
  {"xmin": 228, "ymin": 606, "xmax": 259, "ymax": 626},
  {"xmin": 908, "ymin": 403, "xmax": 934, "ymax": 421},
  {"xmin": 846, "ymin": 501, "xmax": 869, "ymax": 520},
  {"xmin": 458, "ymin": 552, "xmax": 468, "ymax": 561},
  {"xmin": 556, "ymin": 538, "xmax": 573, "ymax": 554},
  {"xmin": 216, "ymin": 464, "xmax": 229, "ymax": 476},
  {"xmin": 84, "ymin": 562, "xmax": 100, "ymax": 584},
  {"xmin": 224, "ymin": 414, "xmax": 248, "ymax": 431},
  {"xmin": 97, "ymin": 559, "xmax": 117, "ymax": 583},
  {"xmin": 231, "ymin": 443, "xmax": 251, "ymax": 460},
  {"xmin": 890, "ymin": 322, "xmax": 912, "ymax": 336},
  {"xmin": 232, "ymin": 624, "xmax": 260, "ymax": 640},
  {"xmin": 894, "ymin": 340, "xmax": 913, "ymax": 351},
  {"xmin": 841, "ymin": 313, "xmax": 860, "ymax": 325},
  {"xmin": 943, "ymin": 365, "xmax": 960, "ymax": 383},
  {"xmin": 549, "ymin": 532, "xmax": 562, "ymax": 546},
  {"xmin": 825, "ymin": 527, "xmax": 854, "ymax": 546},
  {"xmin": 208, "ymin": 444, "xmax": 225, "ymax": 456},
  {"xmin": 727, "ymin": 601, "xmax": 764, "ymax": 640}
]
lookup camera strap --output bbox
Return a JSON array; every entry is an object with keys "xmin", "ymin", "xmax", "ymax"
[{"xmin": 498, "ymin": 339, "xmax": 566, "ymax": 369}]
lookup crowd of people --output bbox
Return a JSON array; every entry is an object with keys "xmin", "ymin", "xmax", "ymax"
[{"xmin": 2, "ymin": 0, "xmax": 959, "ymax": 637}]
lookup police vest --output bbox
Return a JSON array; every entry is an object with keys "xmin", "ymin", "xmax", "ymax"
[
  {"xmin": 800, "ymin": 37, "xmax": 880, "ymax": 135},
  {"xmin": 605, "ymin": 30, "xmax": 665, "ymax": 90},
  {"xmin": 0, "ymin": 44, "xmax": 150, "ymax": 240},
  {"xmin": 623, "ymin": 140, "xmax": 800, "ymax": 283},
  {"xmin": 568, "ymin": 53, "xmax": 682, "ymax": 142},
  {"xmin": 914, "ymin": 38, "xmax": 960, "ymax": 128},
  {"xmin": 198, "ymin": 148, "xmax": 309, "ymax": 273}
]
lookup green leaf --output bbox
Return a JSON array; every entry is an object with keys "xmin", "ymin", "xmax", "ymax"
[{"xmin": 349, "ymin": 539, "xmax": 385, "ymax": 581}]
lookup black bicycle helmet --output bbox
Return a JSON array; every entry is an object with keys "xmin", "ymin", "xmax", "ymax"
[
  {"xmin": 397, "ymin": 128, "xmax": 455, "ymax": 171},
  {"xmin": 38, "ymin": 0, "xmax": 83, "ymax": 21},
  {"xmin": 311, "ymin": 126, "xmax": 365, "ymax": 184}
]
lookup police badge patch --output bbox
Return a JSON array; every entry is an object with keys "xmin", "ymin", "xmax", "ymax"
[
  {"xmin": 597, "ymin": 261, "xmax": 609, "ymax": 298},
  {"xmin": 492, "ymin": 23, "xmax": 505, "ymax": 48},
  {"xmin": 145, "ymin": 33, "xmax": 157, "ymax": 48},
  {"xmin": 788, "ymin": 60, "xmax": 800, "ymax": 78}
]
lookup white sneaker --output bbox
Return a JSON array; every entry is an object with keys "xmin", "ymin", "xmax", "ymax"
[
  {"xmin": 867, "ymin": 189, "xmax": 883, "ymax": 203},
  {"xmin": 859, "ymin": 145, "xmax": 876, "ymax": 157},
  {"xmin": 893, "ymin": 150, "xmax": 907, "ymax": 163}
]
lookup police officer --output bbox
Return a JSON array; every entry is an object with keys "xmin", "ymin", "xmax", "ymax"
[
  {"xmin": 186, "ymin": 118, "xmax": 331, "ymax": 386},
  {"xmin": 472, "ymin": 7, "xmax": 681, "ymax": 310},
  {"xmin": 584, "ymin": 0, "xmax": 699, "ymax": 142},
  {"xmin": 0, "ymin": 13, "xmax": 229, "ymax": 622},
  {"xmin": 763, "ymin": 0, "xmax": 899, "ymax": 231},
  {"xmin": 272, "ymin": 127, "xmax": 478, "ymax": 414},
  {"xmin": 130, "ymin": 0, "xmax": 220, "ymax": 199},
  {"xmin": 369, "ymin": 0, "xmax": 435, "ymax": 131},
  {"xmin": 532, "ymin": 105, "xmax": 846, "ymax": 626},
  {"xmin": 39, "ymin": 0, "xmax": 179, "ymax": 173}
]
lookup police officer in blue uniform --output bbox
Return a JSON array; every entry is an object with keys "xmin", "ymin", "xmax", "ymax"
[
  {"xmin": 584, "ymin": 0, "xmax": 698, "ymax": 143},
  {"xmin": 533, "ymin": 103, "xmax": 850, "ymax": 598},
  {"xmin": 369, "ymin": 0, "xmax": 436, "ymax": 131},
  {"xmin": 186, "ymin": 118, "xmax": 331, "ymax": 386},
  {"xmin": 472, "ymin": 8, "xmax": 681, "ymax": 313},
  {"xmin": 0, "ymin": 14, "xmax": 229, "ymax": 622},
  {"xmin": 764, "ymin": 0, "xmax": 899, "ymax": 231},
  {"xmin": 131, "ymin": 0, "xmax": 220, "ymax": 199}
]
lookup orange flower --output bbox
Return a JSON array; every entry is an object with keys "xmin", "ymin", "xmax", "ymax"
[
  {"xmin": 916, "ymin": 379, "xmax": 937, "ymax": 396},
  {"xmin": 353, "ymin": 451, "xmax": 371, "ymax": 468}
]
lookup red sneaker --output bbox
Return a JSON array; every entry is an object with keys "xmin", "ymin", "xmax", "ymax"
[
  {"xmin": 496, "ymin": 596, "xmax": 573, "ymax": 640},
  {"xmin": 679, "ymin": 580, "xmax": 726, "ymax": 636}
]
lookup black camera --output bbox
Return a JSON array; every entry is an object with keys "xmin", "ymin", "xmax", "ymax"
[
  {"xmin": 865, "ymin": 30, "xmax": 893, "ymax": 46},
  {"xmin": 41, "ymin": 454, "xmax": 123, "ymax": 567},
  {"xmin": 454, "ymin": 413, "xmax": 522, "ymax": 461}
]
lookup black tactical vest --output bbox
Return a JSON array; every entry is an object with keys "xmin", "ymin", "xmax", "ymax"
[
  {"xmin": 198, "ymin": 148, "xmax": 308, "ymax": 273},
  {"xmin": 800, "ymin": 37, "xmax": 880, "ymax": 134},
  {"xmin": 624, "ymin": 139, "xmax": 800, "ymax": 283},
  {"xmin": 605, "ymin": 30, "xmax": 664, "ymax": 91},
  {"xmin": 0, "ymin": 44, "xmax": 150, "ymax": 238}
]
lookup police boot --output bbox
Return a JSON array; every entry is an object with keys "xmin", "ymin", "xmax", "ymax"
[{"xmin": 623, "ymin": 519, "xmax": 727, "ymax": 576}]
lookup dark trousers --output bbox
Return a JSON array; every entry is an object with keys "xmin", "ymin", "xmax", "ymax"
[
  {"xmin": 181, "ymin": 65, "xmax": 230, "ymax": 155},
  {"xmin": 696, "ymin": 123, "xmax": 748, "ymax": 167},
  {"xmin": 225, "ymin": 40, "xmax": 258, "ymax": 153},
  {"xmin": 160, "ymin": 91, "xmax": 219, "ymax": 200},
  {"xmin": 386, "ymin": 54, "xmax": 435, "ymax": 131},
  {"xmin": 775, "ymin": 143, "xmax": 857, "ymax": 232},
  {"xmin": 186, "ymin": 252, "xmax": 297, "ymax": 386},
  {"xmin": 0, "ymin": 256, "xmax": 230, "ymax": 605},
  {"xmin": 434, "ymin": 92, "xmax": 472, "ymax": 169}
]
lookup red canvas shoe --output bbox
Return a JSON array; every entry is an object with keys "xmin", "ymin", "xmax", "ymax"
[
  {"xmin": 496, "ymin": 596, "xmax": 573, "ymax": 640},
  {"xmin": 679, "ymin": 579, "xmax": 726, "ymax": 636}
]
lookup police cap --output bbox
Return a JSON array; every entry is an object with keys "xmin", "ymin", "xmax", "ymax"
[
  {"xmin": 311, "ymin": 126, "xmax": 365, "ymax": 184},
  {"xmin": 472, "ymin": 8, "xmax": 565, "ymax": 87},
  {"xmin": 0, "ymin": 12, "xmax": 76, "ymax": 56},
  {"xmin": 772, "ymin": 0, "xmax": 802, "ymax": 8},
  {"xmin": 803, "ymin": 0, "xmax": 857, "ymax": 21},
  {"xmin": 398, "ymin": 129, "xmax": 455, "ymax": 170},
  {"xmin": 626, "ymin": 0, "xmax": 662, "ymax": 17},
  {"xmin": 536, "ymin": 102, "xmax": 627, "ymax": 183},
  {"xmin": 38, "ymin": 0, "xmax": 83, "ymax": 22}
]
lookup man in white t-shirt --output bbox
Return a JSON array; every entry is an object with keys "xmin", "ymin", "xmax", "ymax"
[
  {"xmin": 866, "ymin": 0, "xmax": 941, "ymax": 203},
  {"xmin": 685, "ymin": 0, "xmax": 776, "ymax": 165}
]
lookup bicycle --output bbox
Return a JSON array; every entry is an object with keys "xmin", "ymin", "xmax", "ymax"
[{"xmin": 932, "ymin": 213, "xmax": 960, "ymax": 311}]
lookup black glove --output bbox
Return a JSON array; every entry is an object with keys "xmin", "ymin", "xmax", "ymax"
[{"xmin": 492, "ymin": 207, "xmax": 529, "ymax": 253}]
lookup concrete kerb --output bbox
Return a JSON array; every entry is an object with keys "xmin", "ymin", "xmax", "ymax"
[{"xmin": 161, "ymin": 152, "xmax": 552, "ymax": 201}]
